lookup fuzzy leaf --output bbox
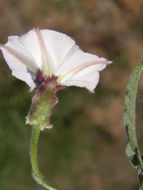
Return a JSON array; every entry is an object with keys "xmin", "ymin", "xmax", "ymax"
[{"xmin": 124, "ymin": 62, "xmax": 143, "ymax": 186}]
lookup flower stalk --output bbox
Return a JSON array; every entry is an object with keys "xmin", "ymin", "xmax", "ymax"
[
  {"xmin": 27, "ymin": 79, "xmax": 60, "ymax": 190},
  {"xmin": 30, "ymin": 125, "xmax": 57, "ymax": 190}
]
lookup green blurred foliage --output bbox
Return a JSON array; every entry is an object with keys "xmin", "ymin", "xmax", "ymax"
[{"xmin": 0, "ymin": 0, "xmax": 143, "ymax": 189}]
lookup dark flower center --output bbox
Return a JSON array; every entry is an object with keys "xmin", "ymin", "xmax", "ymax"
[{"xmin": 34, "ymin": 70, "xmax": 64, "ymax": 91}]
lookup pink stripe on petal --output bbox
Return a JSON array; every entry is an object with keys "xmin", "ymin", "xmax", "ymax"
[
  {"xmin": 35, "ymin": 28, "xmax": 53, "ymax": 76},
  {"xmin": 59, "ymin": 59, "xmax": 109, "ymax": 82}
]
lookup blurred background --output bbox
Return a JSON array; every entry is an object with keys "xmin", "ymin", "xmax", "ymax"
[{"xmin": 0, "ymin": 0, "xmax": 143, "ymax": 189}]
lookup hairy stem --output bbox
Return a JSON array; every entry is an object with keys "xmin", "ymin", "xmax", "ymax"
[{"xmin": 30, "ymin": 125, "xmax": 57, "ymax": 190}]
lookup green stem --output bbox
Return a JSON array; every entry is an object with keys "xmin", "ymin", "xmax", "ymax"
[{"xmin": 30, "ymin": 125, "xmax": 58, "ymax": 190}]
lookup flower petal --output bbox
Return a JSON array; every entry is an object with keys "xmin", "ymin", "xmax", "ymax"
[
  {"xmin": 0, "ymin": 36, "xmax": 38, "ymax": 89},
  {"xmin": 0, "ymin": 28, "xmax": 110, "ymax": 92},
  {"xmin": 56, "ymin": 46, "xmax": 108, "ymax": 75},
  {"xmin": 55, "ymin": 42, "xmax": 110, "ymax": 91},
  {"xmin": 12, "ymin": 71, "xmax": 36, "ymax": 91},
  {"xmin": 20, "ymin": 29, "xmax": 45, "ymax": 71},
  {"xmin": 59, "ymin": 58, "xmax": 108, "ymax": 82},
  {"xmin": 1, "ymin": 36, "xmax": 38, "ymax": 72},
  {"xmin": 39, "ymin": 29, "xmax": 76, "ymax": 74},
  {"xmin": 62, "ymin": 69, "xmax": 101, "ymax": 92}
]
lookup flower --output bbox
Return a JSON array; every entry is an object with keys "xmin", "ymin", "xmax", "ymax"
[{"xmin": 0, "ymin": 28, "xmax": 110, "ymax": 92}]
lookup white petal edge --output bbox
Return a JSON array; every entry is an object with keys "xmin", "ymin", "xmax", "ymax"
[
  {"xmin": 12, "ymin": 71, "xmax": 36, "ymax": 91},
  {"xmin": 62, "ymin": 71, "xmax": 100, "ymax": 92},
  {"xmin": 0, "ymin": 45, "xmax": 36, "ymax": 90}
]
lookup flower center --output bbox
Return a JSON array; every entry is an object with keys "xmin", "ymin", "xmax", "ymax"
[{"xmin": 35, "ymin": 70, "xmax": 64, "ymax": 91}]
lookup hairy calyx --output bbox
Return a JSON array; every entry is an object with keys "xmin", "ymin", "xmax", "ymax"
[{"xmin": 26, "ymin": 70, "xmax": 64, "ymax": 130}]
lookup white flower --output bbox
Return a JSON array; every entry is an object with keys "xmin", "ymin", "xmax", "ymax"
[{"xmin": 0, "ymin": 28, "xmax": 110, "ymax": 92}]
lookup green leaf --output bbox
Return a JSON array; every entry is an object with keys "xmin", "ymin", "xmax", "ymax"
[{"xmin": 124, "ymin": 62, "xmax": 143, "ymax": 188}]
